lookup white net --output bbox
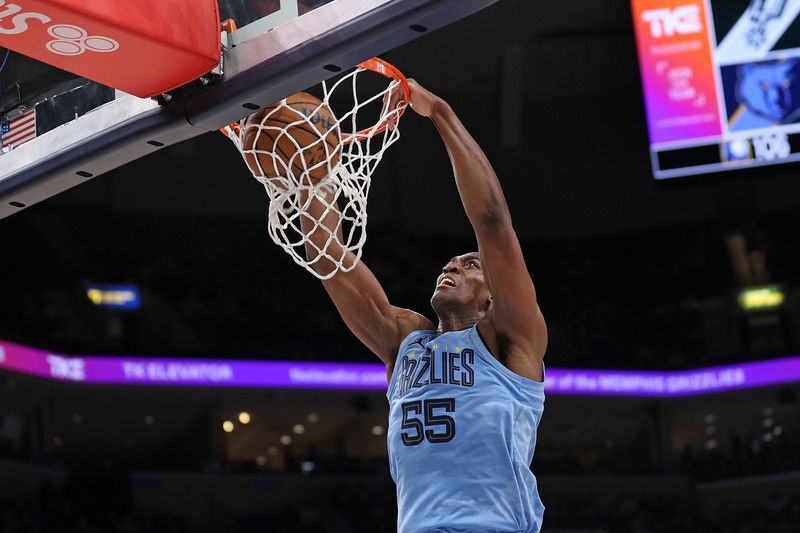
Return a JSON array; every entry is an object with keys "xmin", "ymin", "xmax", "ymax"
[{"xmin": 224, "ymin": 59, "xmax": 407, "ymax": 280}]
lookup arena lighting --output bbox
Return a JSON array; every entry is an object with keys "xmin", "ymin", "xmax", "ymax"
[
  {"xmin": 1, "ymin": 338, "xmax": 800, "ymax": 397},
  {"xmin": 85, "ymin": 283, "xmax": 141, "ymax": 310},
  {"xmin": 222, "ymin": 420, "xmax": 234, "ymax": 433},
  {"xmin": 738, "ymin": 285, "xmax": 786, "ymax": 312},
  {"xmin": 238, "ymin": 412, "xmax": 251, "ymax": 424}
]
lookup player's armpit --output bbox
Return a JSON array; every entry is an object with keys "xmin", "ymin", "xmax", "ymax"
[{"xmin": 476, "ymin": 221, "xmax": 547, "ymax": 366}]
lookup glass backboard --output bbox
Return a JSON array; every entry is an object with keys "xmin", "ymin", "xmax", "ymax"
[{"xmin": 0, "ymin": 0, "xmax": 498, "ymax": 219}]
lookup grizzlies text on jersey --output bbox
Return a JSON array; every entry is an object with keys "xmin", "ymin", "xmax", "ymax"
[{"xmin": 386, "ymin": 325, "xmax": 545, "ymax": 533}]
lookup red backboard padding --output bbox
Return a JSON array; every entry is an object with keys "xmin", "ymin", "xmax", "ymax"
[{"xmin": 0, "ymin": 0, "xmax": 220, "ymax": 97}]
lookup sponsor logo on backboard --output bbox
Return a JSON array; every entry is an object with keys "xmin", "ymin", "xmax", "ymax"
[{"xmin": 0, "ymin": 2, "xmax": 119, "ymax": 56}]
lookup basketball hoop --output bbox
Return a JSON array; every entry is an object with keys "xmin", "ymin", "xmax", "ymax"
[
  {"xmin": 342, "ymin": 57, "xmax": 410, "ymax": 143},
  {"xmin": 223, "ymin": 57, "xmax": 409, "ymax": 279}
]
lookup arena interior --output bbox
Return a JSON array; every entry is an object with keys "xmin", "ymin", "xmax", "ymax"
[{"xmin": 0, "ymin": 0, "xmax": 799, "ymax": 531}]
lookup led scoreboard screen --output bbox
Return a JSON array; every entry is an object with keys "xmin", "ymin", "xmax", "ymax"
[{"xmin": 632, "ymin": 0, "xmax": 800, "ymax": 179}]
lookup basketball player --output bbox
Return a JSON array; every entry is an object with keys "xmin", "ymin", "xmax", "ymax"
[{"xmin": 297, "ymin": 79, "xmax": 548, "ymax": 532}]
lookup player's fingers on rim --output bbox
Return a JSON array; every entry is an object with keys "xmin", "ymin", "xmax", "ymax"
[
  {"xmin": 383, "ymin": 88, "xmax": 401, "ymax": 118},
  {"xmin": 389, "ymin": 85, "xmax": 403, "ymax": 109}
]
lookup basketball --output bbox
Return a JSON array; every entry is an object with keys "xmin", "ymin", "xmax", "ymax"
[{"xmin": 241, "ymin": 92, "xmax": 341, "ymax": 187}]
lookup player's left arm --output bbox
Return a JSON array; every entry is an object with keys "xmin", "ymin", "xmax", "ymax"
[{"xmin": 402, "ymin": 80, "xmax": 547, "ymax": 380}]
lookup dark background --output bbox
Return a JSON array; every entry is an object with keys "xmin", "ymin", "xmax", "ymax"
[{"xmin": 0, "ymin": 1, "xmax": 799, "ymax": 532}]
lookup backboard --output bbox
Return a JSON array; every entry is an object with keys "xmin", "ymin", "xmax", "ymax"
[{"xmin": 0, "ymin": 0, "xmax": 498, "ymax": 219}]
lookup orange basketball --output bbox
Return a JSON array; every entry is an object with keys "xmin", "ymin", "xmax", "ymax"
[{"xmin": 241, "ymin": 92, "xmax": 341, "ymax": 187}]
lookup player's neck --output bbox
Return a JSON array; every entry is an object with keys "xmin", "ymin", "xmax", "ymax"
[{"xmin": 435, "ymin": 313, "xmax": 482, "ymax": 337}]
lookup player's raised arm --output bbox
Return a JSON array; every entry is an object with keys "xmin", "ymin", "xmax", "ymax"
[
  {"xmin": 235, "ymin": 88, "xmax": 434, "ymax": 368},
  {"xmin": 400, "ymin": 80, "xmax": 547, "ymax": 380},
  {"xmin": 299, "ymin": 188, "xmax": 434, "ymax": 367}
]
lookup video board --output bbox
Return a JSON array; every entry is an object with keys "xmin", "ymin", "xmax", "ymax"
[{"xmin": 632, "ymin": 0, "xmax": 800, "ymax": 178}]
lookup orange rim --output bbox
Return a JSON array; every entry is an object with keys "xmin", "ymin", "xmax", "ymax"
[
  {"xmin": 220, "ymin": 122, "xmax": 241, "ymax": 139},
  {"xmin": 343, "ymin": 57, "xmax": 410, "ymax": 144},
  {"xmin": 219, "ymin": 57, "xmax": 409, "ymax": 142}
]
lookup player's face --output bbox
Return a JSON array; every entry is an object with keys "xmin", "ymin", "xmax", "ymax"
[{"xmin": 431, "ymin": 252, "xmax": 491, "ymax": 314}]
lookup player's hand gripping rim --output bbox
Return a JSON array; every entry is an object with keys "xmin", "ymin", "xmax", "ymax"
[{"xmin": 385, "ymin": 78, "xmax": 440, "ymax": 128}]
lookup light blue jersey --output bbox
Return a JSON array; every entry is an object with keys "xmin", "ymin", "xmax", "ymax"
[{"xmin": 386, "ymin": 325, "xmax": 545, "ymax": 533}]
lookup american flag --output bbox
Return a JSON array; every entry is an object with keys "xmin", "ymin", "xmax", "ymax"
[{"xmin": 1, "ymin": 108, "xmax": 36, "ymax": 150}]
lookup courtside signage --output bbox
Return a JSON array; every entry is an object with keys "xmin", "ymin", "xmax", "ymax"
[{"xmin": 1, "ymin": 338, "xmax": 799, "ymax": 396}]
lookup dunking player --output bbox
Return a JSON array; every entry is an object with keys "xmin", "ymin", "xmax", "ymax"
[{"xmin": 301, "ymin": 79, "xmax": 548, "ymax": 532}]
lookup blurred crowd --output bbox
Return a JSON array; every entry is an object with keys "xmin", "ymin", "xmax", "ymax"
[
  {"xmin": 532, "ymin": 429, "xmax": 798, "ymax": 480},
  {"xmin": 3, "ymin": 207, "xmax": 799, "ymax": 371},
  {"xmin": 0, "ymin": 478, "xmax": 184, "ymax": 533},
  {"xmin": 544, "ymin": 491, "xmax": 800, "ymax": 533},
  {"xmin": 0, "ymin": 474, "xmax": 797, "ymax": 533}
]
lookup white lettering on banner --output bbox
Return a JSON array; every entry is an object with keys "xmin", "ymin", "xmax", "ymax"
[
  {"xmin": 598, "ymin": 374, "xmax": 666, "ymax": 393},
  {"xmin": 122, "ymin": 362, "xmax": 146, "ymax": 379},
  {"xmin": 546, "ymin": 368, "xmax": 747, "ymax": 395},
  {"xmin": 288, "ymin": 367, "xmax": 386, "ymax": 386},
  {"xmin": 667, "ymin": 66, "xmax": 697, "ymax": 102},
  {"xmin": 290, "ymin": 368, "xmax": 360, "ymax": 385},
  {"xmin": 666, "ymin": 369, "xmax": 746, "ymax": 393},
  {"xmin": 123, "ymin": 361, "xmax": 234, "ymax": 383},
  {"xmin": 143, "ymin": 363, "xmax": 233, "ymax": 382},
  {"xmin": 0, "ymin": 1, "xmax": 119, "ymax": 56},
  {"xmin": 46, "ymin": 355, "xmax": 86, "ymax": 381},
  {"xmin": 642, "ymin": 6, "xmax": 703, "ymax": 38},
  {"xmin": 657, "ymin": 112, "xmax": 716, "ymax": 128},
  {"xmin": 575, "ymin": 374, "xmax": 598, "ymax": 391},
  {"xmin": 650, "ymin": 40, "xmax": 702, "ymax": 56}
]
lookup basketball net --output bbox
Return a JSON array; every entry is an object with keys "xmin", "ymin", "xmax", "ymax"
[{"xmin": 223, "ymin": 58, "xmax": 409, "ymax": 280}]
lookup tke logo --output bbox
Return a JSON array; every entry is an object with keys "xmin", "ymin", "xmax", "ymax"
[
  {"xmin": 642, "ymin": 5, "xmax": 703, "ymax": 38},
  {"xmin": 46, "ymin": 355, "xmax": 86, "ymax": 381},
  {"xmin": 0, "ymin": 0, "xmax": 119, "ymax": 56}
]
